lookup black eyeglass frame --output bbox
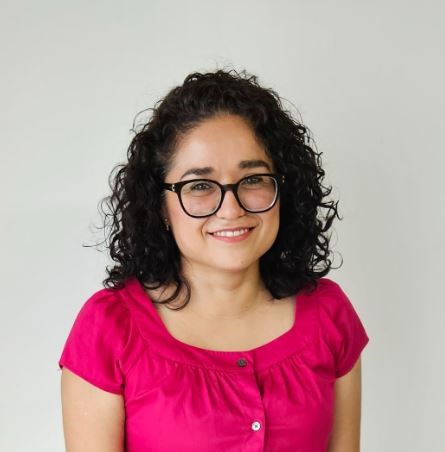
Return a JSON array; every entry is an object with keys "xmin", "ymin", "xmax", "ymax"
[{"xmin": 162, "ymin": 173, "xmax": 286, "ymax": 218}]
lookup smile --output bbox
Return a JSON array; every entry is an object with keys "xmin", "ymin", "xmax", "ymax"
[
  {"xmin": 208, "ymin": 227, "xmax": 254, "ymax": 242},
  {"xmin": 212, "ymin": 228, "xmax": 250, "ymax": 237}
]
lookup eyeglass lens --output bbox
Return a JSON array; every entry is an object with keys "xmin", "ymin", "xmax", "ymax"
[{"xmin": 180, "ymin": 175, "xmax": 278, "ymax": 216}]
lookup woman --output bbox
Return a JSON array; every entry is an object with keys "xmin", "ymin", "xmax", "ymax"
[{"xmin": 59, "ymin": 69, "xmax": 370, "ymax": 451}]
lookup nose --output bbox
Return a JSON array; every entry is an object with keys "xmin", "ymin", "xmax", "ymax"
[{"xmin": 216, "ymin": 188, "xmax": 245, "ymax": 219}]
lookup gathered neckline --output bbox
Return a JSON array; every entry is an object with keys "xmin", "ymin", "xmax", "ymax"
[
  {"xmin": 123, "ymin": 276, "xmax": 319, "ymax": 372},
  {"xmin": 133, "ymin": 276, "xmax": 300, "ymax": 355}
]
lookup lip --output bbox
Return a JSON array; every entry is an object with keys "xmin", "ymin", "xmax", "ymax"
[
  {"xmin": 207, "ymin": 227, "xmax": 254, "ymax": 243},
  {"xmin": 209, "ymin": 226, "xmax": 254, "ymax": 233}
]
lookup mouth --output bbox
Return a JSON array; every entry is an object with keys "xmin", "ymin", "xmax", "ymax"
[{"xmin": 208, "ymin": 227, "xmax": 255, "ymax": 241}]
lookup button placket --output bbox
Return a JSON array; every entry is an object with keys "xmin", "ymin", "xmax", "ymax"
[{"xmin": 235, "ymin": 355, "xmax": 265, "ymax": 450}]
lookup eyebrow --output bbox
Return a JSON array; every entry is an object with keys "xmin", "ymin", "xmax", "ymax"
[{"xmin": 180, "ymin": 159, "xmax": 272, "ymax": 180}]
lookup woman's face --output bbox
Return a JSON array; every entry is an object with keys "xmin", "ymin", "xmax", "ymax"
[{"xmin": 162, "ymin": 113, "xmax": 280, "ymax": 275}]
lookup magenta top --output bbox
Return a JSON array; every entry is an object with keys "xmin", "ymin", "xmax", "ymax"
[{"xmin": 58, "ymin": 276, "xmax": 369, "ymax": 452}]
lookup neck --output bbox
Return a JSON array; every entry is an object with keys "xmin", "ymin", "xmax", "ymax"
[{"xmin": 178, "ymin": 260, "xmax": 272, "ymax": 322}]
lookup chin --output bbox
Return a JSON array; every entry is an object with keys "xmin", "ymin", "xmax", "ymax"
[{"xmin": 206, "ymin": 256, "xmax": 260, "ymax": 273}]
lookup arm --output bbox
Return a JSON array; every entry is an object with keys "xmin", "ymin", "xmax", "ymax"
[
  {"xmin": 60, "ymin": 368, "xmax": 125, "ymax": 452},
  {"xmin": 328, "ymin": 357, "xmax": 363, "ymax": 452}
]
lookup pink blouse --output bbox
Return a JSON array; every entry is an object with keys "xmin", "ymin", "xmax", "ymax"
[{"xmin": 58, "ymin": 276, "xmax": 370, "ymax": 451}]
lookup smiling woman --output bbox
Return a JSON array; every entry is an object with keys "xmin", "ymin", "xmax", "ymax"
[
  {"xmin": 58, "ymin": 69, "xmax": 370, "ymax": 452},
  {"xmin": 160, "ymin": 114, "xmax": 281, "ymax": 276}
]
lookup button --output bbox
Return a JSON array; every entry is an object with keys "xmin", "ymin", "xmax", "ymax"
[
  {"xmin": 237, "ymin": 358, "xmax": 247, "ymax": 367},
  {"xmin": 251, "ymin": 421, "xmax": 261, "ymax": 431}
]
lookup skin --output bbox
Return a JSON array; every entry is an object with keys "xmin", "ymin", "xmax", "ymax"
[
  {"xmin": 328, "ymin": 358, "xmax": 363, "ymax": 452},
  {"xmin": 61, "ymin": 368, "xmax": 125, "ymax": 452},
  {"xmin": 60, "ymin": 113, "xmax": 363, "ymax": 451},
  {"xmin": 161, "ymin": 113, "xmax": 281, "ymax": 321}
]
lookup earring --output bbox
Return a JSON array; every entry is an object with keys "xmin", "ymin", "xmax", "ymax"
[{"xmin": 164, "ymin": 218, "xmax": 170, "ymax": 231}]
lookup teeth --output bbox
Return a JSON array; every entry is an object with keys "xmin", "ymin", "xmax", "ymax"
[{"xmin": 212, "ymin": 228, "xmax": 250, "ymax": 237}]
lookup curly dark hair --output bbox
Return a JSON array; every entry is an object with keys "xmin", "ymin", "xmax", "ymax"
[{"xmin": 91, "ymin": 68, "xmax": 342, "ymax": 309}]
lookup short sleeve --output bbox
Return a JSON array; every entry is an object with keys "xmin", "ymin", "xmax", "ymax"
[
  {"xmin": 318, "ymin": 279, "xmax": 370, "ymax": 378},
  {"xmin": 58, "ymin": 288, "xmax": 131, "ymax": 394}
]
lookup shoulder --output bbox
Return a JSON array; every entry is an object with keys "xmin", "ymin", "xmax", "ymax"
[
  {"xmin": 311, "ymin": 276, "xmax": 365, "ymax": 326},
  {"xmin": 77, "ymin": 285, "xmax": 129, "ymax": 320},
  {"xmin": 312, "ymin": 277, "xmax": 355, "ymax": 315},
  {"xmin": 300, "ymin": 277, "xmax": 351, "ymax": 315},
  {"xmin": 69, "ymin": 286, "xmax": 131, "ymax": 348}
]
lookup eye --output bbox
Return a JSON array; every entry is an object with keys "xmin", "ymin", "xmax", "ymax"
[
  {"xmin": 189, "ymin": 181, "xmax": 213, "ymax": 191},
  {"xmin": 242, "ymin": 175, "xmax": 264, "ymax": 185},
  {"xmin": 182, "ymin": 180, "xmax": 218, "ymax": 197}
]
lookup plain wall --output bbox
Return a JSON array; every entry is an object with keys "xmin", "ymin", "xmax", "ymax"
[{"xmin": 1, "ymin": 0, "xmax": 444, "ymax": 450}]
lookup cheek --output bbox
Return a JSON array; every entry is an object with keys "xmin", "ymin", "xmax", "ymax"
[
  {"xmin": 261, "ymin": 210, "xmax": 281, "ymax": 249},
  {"xmin": 166, "ymin": 202, "xmax": 207, "ymax": 248},
  {"xmin": 266, "ymin": 205, "xmax": 280, "ymax": 233},
  {"xmin": 172, "ymin": 224, "xmax": 208, "ymax": 261}
]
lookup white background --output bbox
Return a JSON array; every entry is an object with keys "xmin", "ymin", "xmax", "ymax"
[{"xmin": 1, "ymin": 1, "xmax": 444, "ymax": 450}]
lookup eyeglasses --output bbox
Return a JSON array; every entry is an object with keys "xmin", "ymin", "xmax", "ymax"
[{"xmin": 162, "ymin": 173, "xmax": 285, "ymax": 218}]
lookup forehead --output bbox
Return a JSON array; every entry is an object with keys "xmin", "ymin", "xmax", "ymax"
[{"xmin": 166, "ymin": 114, "xmax": 273, "ymax": 179}]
